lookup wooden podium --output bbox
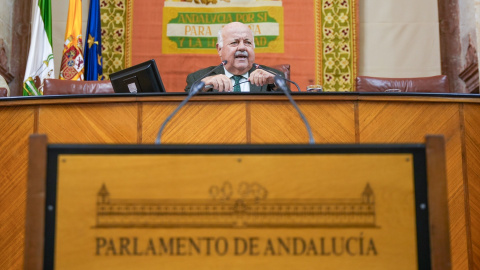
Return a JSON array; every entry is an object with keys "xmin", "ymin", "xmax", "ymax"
[{"xmin": 25, "ymin": 134, "xmax": 450, "ymax": 270}]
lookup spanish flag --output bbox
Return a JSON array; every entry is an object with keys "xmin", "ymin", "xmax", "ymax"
[{"xmin": 59, "ymin": 0, "xmax": 84, "ymax": 81}]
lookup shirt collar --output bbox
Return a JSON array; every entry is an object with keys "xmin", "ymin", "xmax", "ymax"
[{"xmin": 224, "ymin": 67, "xmax": 249, "ymax": 79}]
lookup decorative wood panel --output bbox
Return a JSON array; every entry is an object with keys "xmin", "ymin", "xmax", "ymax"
[
  {"xmin": 250, "ymin": 101, "xmax": 356, "ymax": 143},
  {"xmin": 142, "ymin": 102, "xmax": 247, "ymax": 144},
  {"xmin": 38, "ymin": 104, "xmax": 138, "ymax": 143},
  {"xmin": 0, "ymin": 95, "xmax": 477, "ymax": 269},
  {"xmin": 358, "ymin": 101, "xmax": 467, "ymax": 270},
  {"xmin": 0, "ymin": 106, "xmax": 35, "ymax": 270},
  {"xmin": 464, "ymin": 103, "xmax": 480, "ymax": 269}
]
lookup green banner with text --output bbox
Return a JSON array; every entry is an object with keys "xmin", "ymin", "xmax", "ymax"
[{"xmin": 163, "ymin": 6, "xmax": 284, "ymax": 54}]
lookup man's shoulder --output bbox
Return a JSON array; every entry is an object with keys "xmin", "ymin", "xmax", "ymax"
[{"xmin": 190, "ymin": 66, "xmax": 223, "ymax": 77}]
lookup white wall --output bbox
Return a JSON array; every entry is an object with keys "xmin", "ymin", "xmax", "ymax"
[{"xmin": 358, "ymin": 0, "xmax": 441, "ymax": 77}]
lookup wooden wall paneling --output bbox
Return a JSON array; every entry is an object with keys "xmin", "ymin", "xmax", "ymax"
[
  {"xmin": 141, "ymin": 101, "xmax": 248, "ymax": 144},
  {"xmin": 24, "ymin": 134, "xmax": 48, "ymax": 270},
  {"xmin": 0, "ymin": 106, "xmax": 35, "ymax": 270},
  {"xmin": 250, "ymin": 101, "xmax": 356, "ymax": 144},
  {"xmin": 464, "ymin": 103, "xmax": 480, "ymax": 269},
  {"xmin": 37, "ymin": 103, "xmax": 138, "ymax": 144},
  {"xmin": 358, "ymin": 101, "xmax": 467, "ymax": 270},
  {"xmin": 137, "ymin": 102, "xmax": 143, "ymax": 143},
  {"xmin": 425, "ymin": 135, "xmax": 452, "ymax": 270},
  {"xmin": 0, "ymin": 96, "xmax": 477, "ymax": 269}
]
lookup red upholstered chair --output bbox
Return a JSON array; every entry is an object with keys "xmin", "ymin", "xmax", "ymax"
[
  {"xmin": 271, "ymin": 64, "xmax": 291, "ymax": 89},
  {"xmin": 271, "ymin": 64, "xmax": 290, "ymax": 81},
  {"xmin": 43, "ymin": 79, "xmax": 114, "ymax": 95},
  {"xmin": 356, "ymin": 75, "xmax": 449, "ymax": 93},
  {"xmin": 0, "ymin": 88, "xmax": 7, "ymax": 97}
]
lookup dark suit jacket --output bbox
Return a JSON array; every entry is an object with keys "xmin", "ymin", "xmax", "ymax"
[{"xmin": 185, "ymin": 65, "xmax": 285, "ymax": 92}]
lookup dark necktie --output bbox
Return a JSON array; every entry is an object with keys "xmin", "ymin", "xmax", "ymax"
[{"xmin": 233, "ymin": 75, "xmax": 243, "ymax": 92}]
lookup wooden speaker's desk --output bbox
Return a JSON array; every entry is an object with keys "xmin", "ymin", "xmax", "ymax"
[{"xmin": 1, "ymin": 92, "xmax": 479, "ymax": 269}]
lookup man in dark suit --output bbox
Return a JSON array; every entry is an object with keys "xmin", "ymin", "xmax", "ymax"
[{"xmin": 185, "ymin": 22, "xmax": 284, "ymax": 92}]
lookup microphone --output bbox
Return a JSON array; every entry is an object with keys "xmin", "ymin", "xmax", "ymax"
[
  {"xmin": 254, "ymin": 64, "xmax": 302, "ymax": 92},
  {"xmin": 155, "ymin": 61, "xmax": 227, "ymax": 144},
  {"xmin": 256, "ymin": 64, "xmax": 316, "ymax": 144}
]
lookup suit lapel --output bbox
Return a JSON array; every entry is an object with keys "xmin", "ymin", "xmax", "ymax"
[{"xmin": 212, "ymin": 68, "xmax": 225, "ymax": 76}]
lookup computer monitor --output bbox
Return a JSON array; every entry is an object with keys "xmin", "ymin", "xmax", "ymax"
[{"xmin": 110, "ymin": 59, "xmax": 166, "ymax": 93}]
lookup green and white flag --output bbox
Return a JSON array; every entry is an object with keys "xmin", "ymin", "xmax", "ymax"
[{"xmin": 23, "ymin": 0, "xmax": 54, "ymax": 96}]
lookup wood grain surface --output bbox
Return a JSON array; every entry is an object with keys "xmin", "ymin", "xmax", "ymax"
[
  {"xmin": 426, "ymin": 135, "xmax": 452, "ymax": 270},
  {"xmin": 358, "ymin": 101, "xmax": 466, "ymax": 269},
  {"xmin": 250, "ymin": 101, "xmax": 356, "ymax": 143},
  {"xmin": 51, "ymin": 153, "xmax": 419, "ymax": 270},
  {"xmin": 38, "ymin": 103, "xmax": 138, "ymax": 143},
  {"xmin": 464, "ymin": 103, "xmax": 480, "ymax": 269},
  {"xmin": 0, "ymin": 106, "xmax": 35, "ymax": 270},
  {"xmin": 24, "ymin": 135, "xmax": 47, "ymax": 270},
  {"xmin": 142, "ymin": 101, "xmax": 247, "ymax": 144},
  {"xmin": 0, "ymin": 94, "xmax": 478, "ymax": 269}
]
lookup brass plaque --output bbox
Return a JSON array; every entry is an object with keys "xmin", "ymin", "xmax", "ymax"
[{"xmin": 45, "ymin": 145, "xmax": 429, "ymax": 269}]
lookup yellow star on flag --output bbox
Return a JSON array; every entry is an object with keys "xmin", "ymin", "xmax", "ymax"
[{"xmin": 87, "ymin": 34, "xmax": 98, "ymax": 49}]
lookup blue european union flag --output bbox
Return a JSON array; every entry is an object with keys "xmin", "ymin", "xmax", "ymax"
[{"xmin": 84, "ymin": 0, "xmax": 103, "ymax": 81}]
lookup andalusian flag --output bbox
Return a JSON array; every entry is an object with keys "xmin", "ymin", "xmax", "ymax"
[
  {"xmin": 23, "ymin": 0, "xmax": 54, "ymax": 96},
  {"xmin": 84, "ymin": 0, "xmax": 103, "ymax": 81},
  {"xmin": 59, "ymin": 0, "xmax": 84, "ymax": 81}
]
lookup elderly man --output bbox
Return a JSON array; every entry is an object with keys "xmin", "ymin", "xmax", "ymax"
[{"xmin": 185, "ymin": 22, "xmax": 284, "ymax": 92}]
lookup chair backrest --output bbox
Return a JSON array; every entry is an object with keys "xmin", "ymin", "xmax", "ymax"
[
  {"xmin": 43, "ymin": 79, "xmax": 114, "ymax": 95},
  {"xmin": 356, "ymin": 75, "xmax": 449, "ymax": 93},
  {"xmin": 0, "ymin": 87, "xmax": 7, "ymax": 97},
  {"xmin": 271, "ymin": 64, "xmax": 290, "ymax": 80}
]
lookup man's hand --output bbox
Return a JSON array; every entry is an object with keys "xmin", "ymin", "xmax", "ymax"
[
  {"xmin": 201, "ymin": 74, "xmax": 233, "ymax": 92},
  {"xmin": 248, "ymin": 69, "xmax": 275, "ymax": 86}
]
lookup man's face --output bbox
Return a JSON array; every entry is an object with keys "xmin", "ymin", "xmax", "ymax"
[{"xmin": 217, "ymin": 24, "xmax": 255, "ymax": 75}]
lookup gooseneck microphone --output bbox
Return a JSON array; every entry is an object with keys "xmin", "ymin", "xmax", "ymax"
[
  {"xmin": 255, "ymin": 64, "xmax": 316, "ymax": 144},
  {"xmin": 155, "ymin": 61, "xmax": 227, "ymax": 144}
]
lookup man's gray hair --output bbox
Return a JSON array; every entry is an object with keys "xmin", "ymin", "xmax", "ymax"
[{"xmin": 217, "ymin": 26, "xmax": 255, "ymax": 48}]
